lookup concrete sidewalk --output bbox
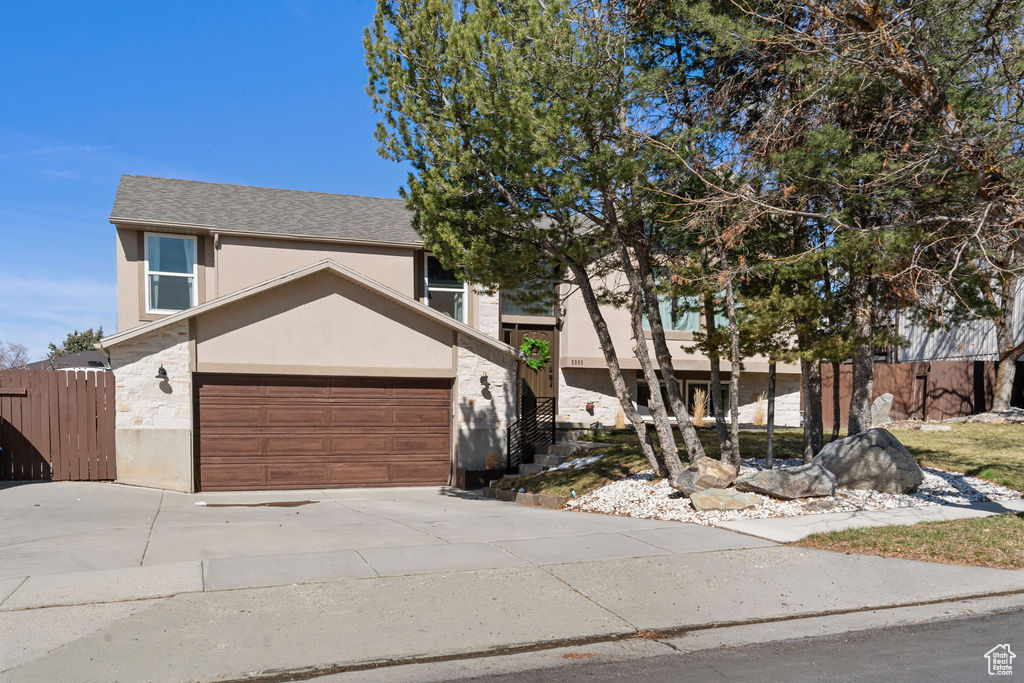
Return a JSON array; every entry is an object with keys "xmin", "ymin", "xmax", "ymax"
[{"xmin": 3, "ymin": 540, "xmax": 1024, "ymax": 681}]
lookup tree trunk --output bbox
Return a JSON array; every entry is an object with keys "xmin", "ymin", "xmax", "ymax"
[
  {"xmin": 569, "ymin": 263, "xmax": 664, "ymax": 476},
  {"xmin": 848, "ymin": 343, "xmax": 874, "ymax": 435},
  {"xmin": 848, "ymin": 276, "xmax": 874, "ymax": 435},
  {"xmin": 831, "ymin": 360, "xmax": 841, "ymax": 440},
  {"xmin": 801, "ymin": 357, "xmax": 823, "ymax": 462},
  {"xmin": 606, "ymin": 238, "xmax": 685, "ymax": 478},
  {"xmin": 628, "ymin": 289, "xmax": 686, "ymax": 480},
  {"xmin": 624, "ymin": 239, "xmax": 706, "ymax": 464},
  {"xmin": 766, "ymin": 360, "xmax": 776, "ymax": 468},
  {"xmin": 992, "ymin": 272, "xmax": 1021, "ymax": 411},
  {"xmin": 723, "ymin": 276, "xmax": 742, "ymax": 469},
  {"xmin": 703, "ymin": 294, "xmax": 732, "ymax": 458}
]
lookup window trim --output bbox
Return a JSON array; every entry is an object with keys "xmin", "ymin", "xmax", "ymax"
[
  {"xmin": 635, "ymin": 378, "xmax": 681, "ymax": 418},
  {"xmin": 684, "ymin": 379, "xmax": 731, "ymax": 418},
  {"xmin": 144, "ymin": 232, "xmax": 198, "ymax": 314},
  {"xmin": 423, "ymin": 253, "xmax": 468, "ymax": 324}
]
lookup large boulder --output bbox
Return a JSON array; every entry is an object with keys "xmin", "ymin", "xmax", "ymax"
[
  {"xmin": 871, "ymin": 393, "xmax": 894, "ymax": 425},
  {"xmin": 689, "ymin": 488, "xmax": 763, "ymax": 511},
  {"xmin": 813, "ymin": 428, "xmax": 924, "ymax": 493},
  {"xmin": 734, "ymin": 463, "xmax": 836, "ymax": 500},
  {"xmin": 671, "ymin": 458, "xmax": 738, "ymax": 496}
]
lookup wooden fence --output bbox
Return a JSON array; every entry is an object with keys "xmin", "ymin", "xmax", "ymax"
[
  {"xmin": 820, "ymin": 360, "xmax": 1020, "ymax": 430},
  {"xmin": 0, "ymin": 369, "xmax": 116, "ymax": 481}
]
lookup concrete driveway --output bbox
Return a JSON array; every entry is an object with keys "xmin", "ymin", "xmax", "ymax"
[
  {"xmin": 5, "ymin": 481, "xmax": 1024, "ymax": 681},
  {"xmin": 0, "ymin": 480, "xmax": 771, "ymax": 581}
]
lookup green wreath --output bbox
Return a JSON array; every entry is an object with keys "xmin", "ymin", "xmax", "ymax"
[{"xmin": 519, "ymin": 336, "xmax": 551, "ymax": 371}]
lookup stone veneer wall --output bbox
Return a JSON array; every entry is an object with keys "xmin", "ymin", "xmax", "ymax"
[
  {"xmin": 558, "ymin": 367, "xmax": 628, "ymax": 427},
  {"xmin": 456, "ymin": 333, "xmax": 517, "ymax": 471},
  {"xmin": 558, "ymin": 367, "xmax": 803, "ymax": 428},
  {"xmin": 110, "ymin": 321, "xmax": 192, "ymax": 429},
  {"xmin": 729, "ymin": 372, "xmax": 802, "ymax": 427},
  {"xmin": 107, "ymin": 320, "xmax": 195, "ymax": 492},
  {"xmin": 474, "ymin": 289, "xmax": 501, "ymax": 339}
]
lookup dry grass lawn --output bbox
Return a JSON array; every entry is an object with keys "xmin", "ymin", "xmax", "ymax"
[
  {"xmin": 894, "ymin": 423, "xmax": 1024, "ymax": 492},
  {"xmin": 795, "ymin": 513, "xmax": 1024, "ymax": 569}
]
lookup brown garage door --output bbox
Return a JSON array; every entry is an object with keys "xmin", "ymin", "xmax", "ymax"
[{"xmin": 195, "ymin": 374, "xmax": 451, "ymax": 491}]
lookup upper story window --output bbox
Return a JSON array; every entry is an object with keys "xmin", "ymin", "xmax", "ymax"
[
  {"xmin": 501, "ymin": 281, "xmax": 557, "ymax": 317},
  {"xmin": 643, "ymin": 293, "xmax": 729, "ymax": 332},
  {"xmin": 424, "ymin": 254, "xmax": 467, "ymax": 323},
  {"xmin": 145, "ymin": 233, "xmax": 197, "ymax": 313},
  {"xmin": 645, "ymin": 294, "xmax": 700, "ymax": 332}
]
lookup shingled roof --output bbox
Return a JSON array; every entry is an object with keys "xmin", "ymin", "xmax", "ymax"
[{"xmin": 110, "ymin": 175, "xmax": 422, "ymax": 246}]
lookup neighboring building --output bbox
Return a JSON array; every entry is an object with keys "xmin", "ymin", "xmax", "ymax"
[
  {"xmin": 896, "ymin": 286, "xmax": 1024, "ymax": 363},
  {"xmin": 25, "ymin": 350, "xmax": 110, "ymax": 371},
  {"xmin": 99, "ymin": 175, "xmax": 801, "ymax": 493}
]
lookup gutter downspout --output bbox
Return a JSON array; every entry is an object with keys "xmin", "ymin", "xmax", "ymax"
[{"xmin": 212, "ymin": 232, "xmax": 220, "ymax": 299}]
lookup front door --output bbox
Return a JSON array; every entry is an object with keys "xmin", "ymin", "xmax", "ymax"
[{"xmin": 504, "ymin": 325, "xmax": 557, "ymax": 406}]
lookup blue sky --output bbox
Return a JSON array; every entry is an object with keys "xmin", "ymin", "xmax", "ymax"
[{"xmin": 0, "ymin": 1, "xmax": 408, "ymax": 360}]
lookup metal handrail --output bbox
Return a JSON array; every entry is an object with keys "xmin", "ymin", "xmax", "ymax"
[{"xmin": 506, "ymin": 397, "xmax": 555, "ymax": 473}]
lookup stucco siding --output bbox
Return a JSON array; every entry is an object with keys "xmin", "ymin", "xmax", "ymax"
[
  {"xmin": 193, "ymin": 271, "xmax": 455, "ymax": 376},
  {"xmin": 216, "ymin": 234, "xmax": 416, "ymax": 299}
]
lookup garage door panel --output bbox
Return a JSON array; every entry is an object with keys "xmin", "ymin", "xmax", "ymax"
[
  {"xmin": 264, "ymin": 406, "xmax": 330, "ymax": 426},
  {"xmin": 199, "ymin": 406, "xmax": 263, "ymax": 425},
  {"xmin": 197, "ymin": 374, "xmax": 452, "ymax": 490},
  {"xmin": 329, "ymin": 407, "xmax": 395, "ymax": 426},
  {"xmin": 326, "ymin": 463, "xmax": 392, "ymax": 483},
  {"xmin": 264, "ymin": 384, "xmax": 331, "ymax": 398},
  {"xmin": 391, "ymin": 435, "xmax": 450, "ymax": 454},
  {"xmin": 393, "ymin": 406, "xmax": 450, "ymax": 426},
  {"xmin": 389, "ymin": 461, "xmax": 450, "ymax": 482},
  {"xmin": 328, "ymin": 435, "xmax": 392, "ymax": 454},
  {"xmin": 202, "ymin": 464, "xmax": 268, "ymax": 488},
  {"xmin": 264, "ymin": 436, "xmax": 329, "ymax": 455},
  {"xmin": 388, "ymin": 386, "xmax": 451, "ymax": 400},
  {"xmin": 200, "ymin": 435, "xmax": 263, "ymax": 455},
  {"xmin": 267, "ymin": 464, "xmax": 330, "ymax": 486}
]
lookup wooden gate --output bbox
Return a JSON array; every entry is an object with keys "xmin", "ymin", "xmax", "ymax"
[{"xmin": 0, "ymin": 369, "xmax": 116, "ymax": 481}]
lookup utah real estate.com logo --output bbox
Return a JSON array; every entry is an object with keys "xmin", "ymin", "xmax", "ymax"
[{"xmin": 985, "ymin": 644, "xmax": 1015, "ymax": 676}]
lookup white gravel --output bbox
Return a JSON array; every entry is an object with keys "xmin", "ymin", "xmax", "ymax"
[{"xmin": 564, "ymin": 458, "xmax": 1022, "ymax": 526}]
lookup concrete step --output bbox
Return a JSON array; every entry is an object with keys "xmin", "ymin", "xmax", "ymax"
[
  {"xmin": 534, "ymin": 443, "xmax": 581, "ymax": 459},
  {"xmin": 518, "ymin": 463, "xmax": 546, "ymax": 476},
  {"xmin": 534, "ymin": 454, "xmax": 570, "ymax": 467}
]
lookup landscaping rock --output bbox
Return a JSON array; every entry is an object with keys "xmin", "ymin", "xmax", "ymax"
[
  {"xmin": 733, "ymin": 462, "xmax": 836, "ymax": 500},
  {"xmin": 813, "ymin": 428, "xmax": 924, "ymax": 493},
  {"xmin": 689, "ymin": 488, "xmax": 763, "ymax": 511},
  {"xmin": 670, "ymin": 458, "xmax": 738, "ymax": 495},
  {"xmin": 802, "ymin": 499, "xmax": 838, "ymax": 512},
  {"xmin": 871, "ymin": 393, "xmax": 894, "ymax": 425}
]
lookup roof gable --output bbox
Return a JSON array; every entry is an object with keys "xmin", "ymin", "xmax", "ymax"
[{"xmin": 98, "ymin": 259, "xmax": 517, "ymax": 358}]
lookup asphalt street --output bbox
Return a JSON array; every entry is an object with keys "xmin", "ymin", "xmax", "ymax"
[{"xmin": 461, "ymin": 608, "xmax": 1024, "ymax": 682}]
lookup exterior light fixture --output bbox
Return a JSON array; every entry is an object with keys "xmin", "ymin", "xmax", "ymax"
[{"xmin": 155, "ymin": 365, "xmax": 168, "ymax": 380}]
